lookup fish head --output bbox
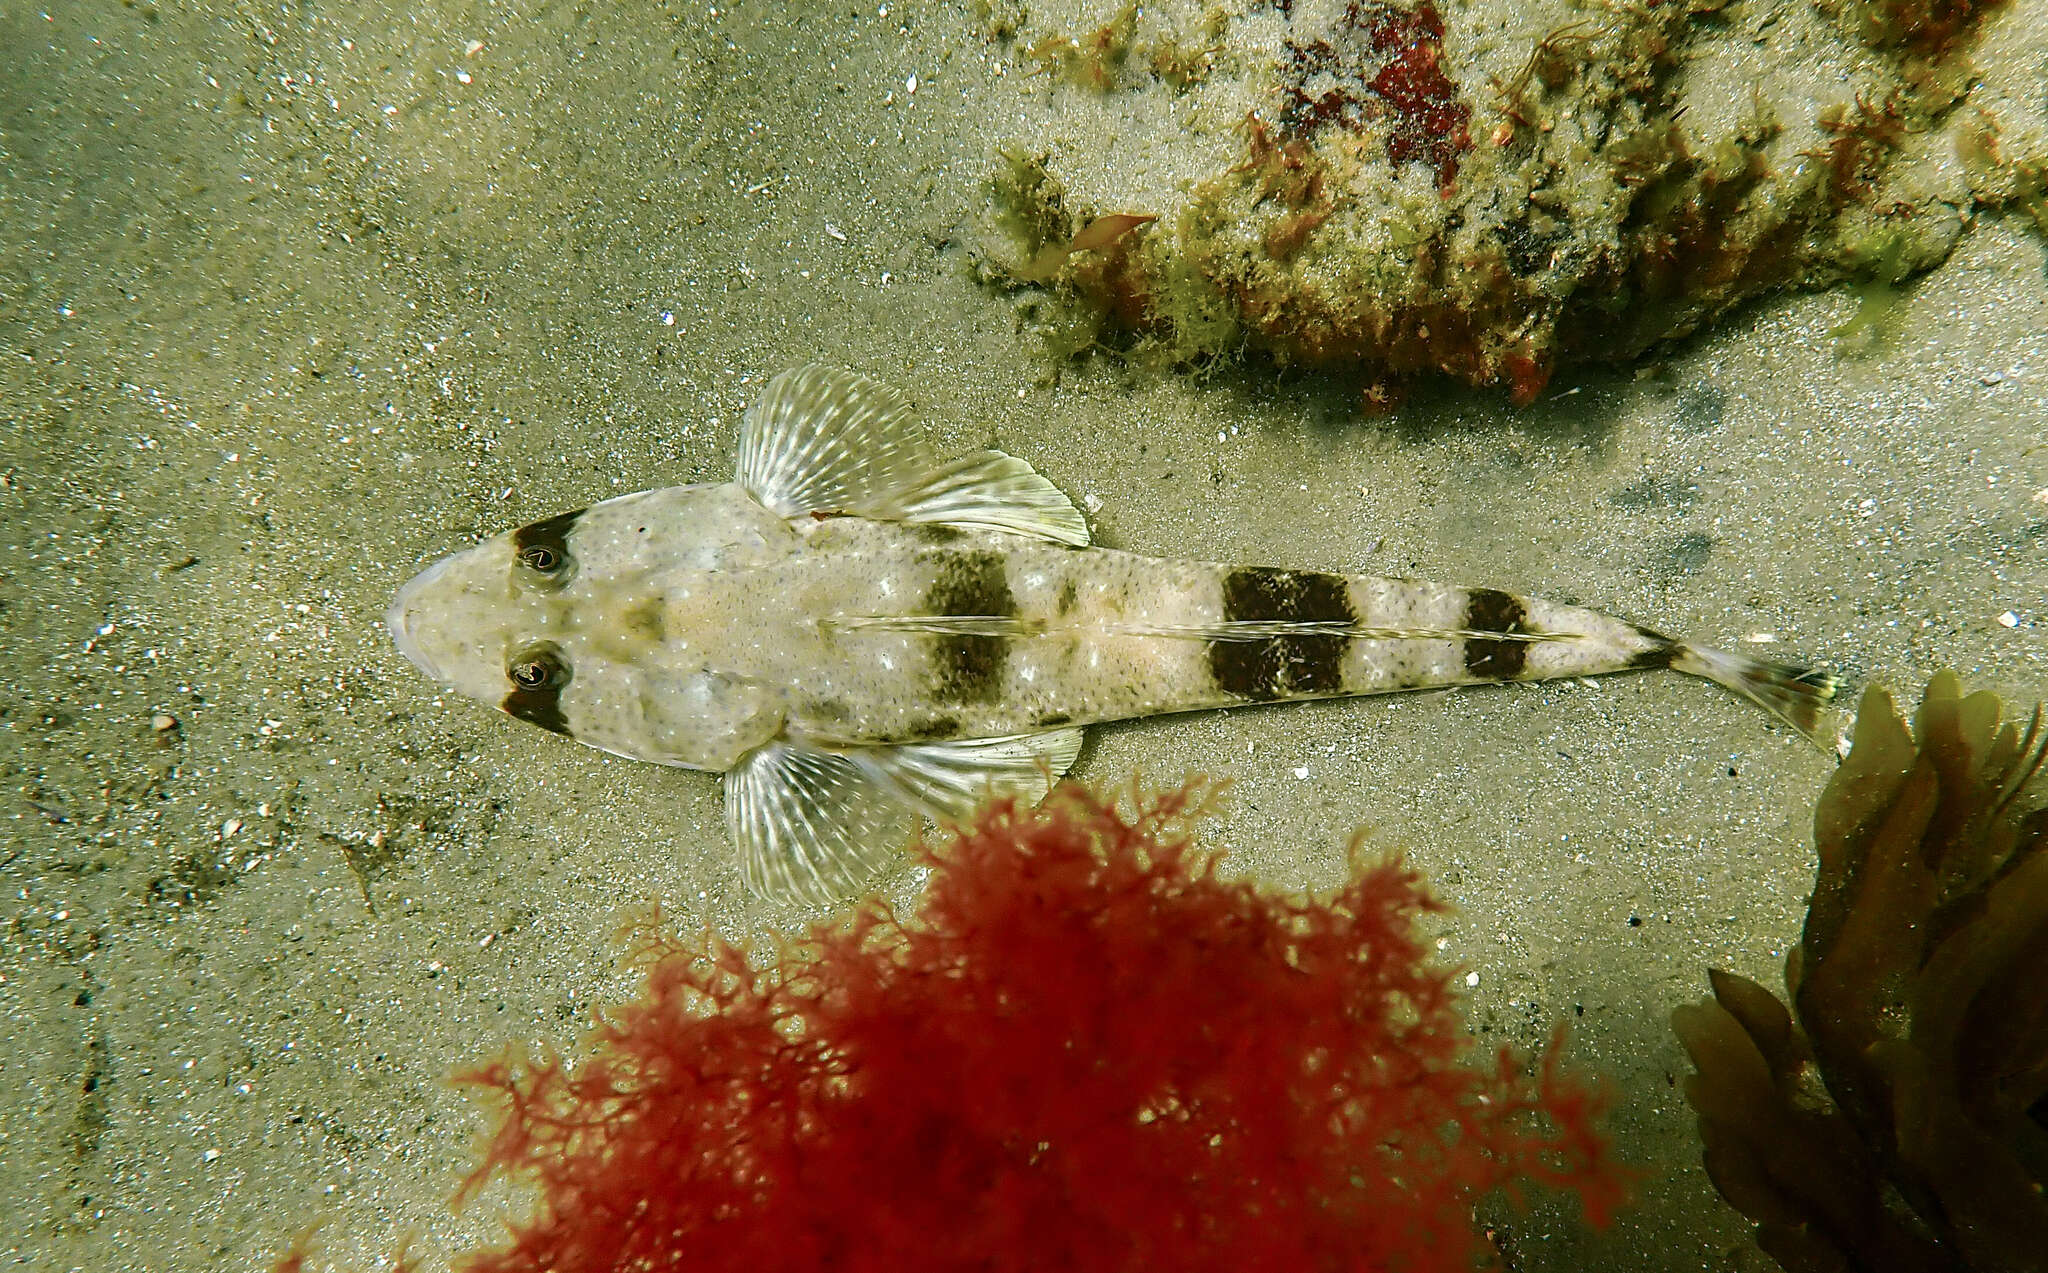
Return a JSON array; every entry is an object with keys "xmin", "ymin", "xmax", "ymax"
[
  {"xmin": 386, "ymin": 532, "xmax": 545, "ymax": 707},
  {"xmin": 387, "ymin": 483, "xmax": 797, "ymax": 770}
]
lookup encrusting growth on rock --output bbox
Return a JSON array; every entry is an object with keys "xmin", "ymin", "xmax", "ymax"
[
  {"xmin": 1673, "ymin": 673, "xmax": 2048, "ymax": 1273},
  {"xmin": 982, "ymin": 0, "xmax": 2046, "ymax": 403}
]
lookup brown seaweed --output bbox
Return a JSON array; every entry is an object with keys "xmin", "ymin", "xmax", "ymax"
[{"xmin": 1673, "ymin": 672, "xmax": 2048, "ymax": 1273}]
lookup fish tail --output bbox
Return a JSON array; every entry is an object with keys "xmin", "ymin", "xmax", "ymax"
[{"xmin": 1668, "ymin": 642, "xmax": 1842, "ymax": 749}]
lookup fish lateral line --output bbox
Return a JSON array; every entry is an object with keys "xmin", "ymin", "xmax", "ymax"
[{"xmin": 822, "ymin": 613, "xmax": 1590, "ymax": 644}]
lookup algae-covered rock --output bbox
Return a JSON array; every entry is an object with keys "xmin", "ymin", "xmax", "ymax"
[
  {"xmin": 980, "ymin": 0, "xmax": 2048, "ymax": 402},
  {"xmin": 1673, "ymin": 674, "xmax": 2048, "ymax": 1273}
]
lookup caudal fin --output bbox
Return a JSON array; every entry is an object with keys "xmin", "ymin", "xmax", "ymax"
[{"xmin": 1669, "ymin": 643, "xmax": 1842, "ymax": 749}]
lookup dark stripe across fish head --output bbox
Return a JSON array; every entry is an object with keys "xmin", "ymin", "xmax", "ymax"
[
  {"xmin": 511, "ymin": 507, "xmax": 586, "ymax": 586},
  {"xmin": 501, "ymin": 644, "xmax": 574, "ymax": 736}
]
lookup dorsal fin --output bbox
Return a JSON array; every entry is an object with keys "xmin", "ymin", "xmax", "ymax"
[{"xmin": 733, "ymin": 365, "xmax": 1089, "ymax": 546}]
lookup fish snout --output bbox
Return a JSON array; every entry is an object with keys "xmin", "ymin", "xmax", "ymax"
[{"xmin": 386, "ymin": 554, "xmax": 463, "ymax": 682}]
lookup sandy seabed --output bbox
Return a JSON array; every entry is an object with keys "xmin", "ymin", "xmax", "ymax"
[{"xmin": 2, "ymin": 2, "xmax": 2043, "ymax": 1269}]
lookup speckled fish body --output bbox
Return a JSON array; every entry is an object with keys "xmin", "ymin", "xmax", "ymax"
[
  {"xmin": 388, "ymin": 367, "xmax": 1837, "ymax": 905},
  {"xmin": 668, "ymin": 521, "xmax": 1691, "ymax": 750}
]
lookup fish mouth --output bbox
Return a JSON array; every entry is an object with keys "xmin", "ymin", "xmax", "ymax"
[{"xmin": 385, "ymin": 555, "xmax": 457, "ymax": 680}]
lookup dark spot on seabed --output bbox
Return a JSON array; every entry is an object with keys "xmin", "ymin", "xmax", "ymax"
[
  {"xmin": 1210, "ymin": 567, "xmax": 1354, "ymax": 701},
  {"xmin": 1671, "ymin": 385, "xmax": 1726, "ymax": 435},
  {"xmin": 923, "ymin": 550, "xmax": 1015, "ymax": 704},
  {"xmin": 1608, "ymin": 474, "xmax": 1701, "ymax": 512},
  {"xmin": 1651, "ymin": 532, "xmax": 1716, "ymax": 582},
  {"xmin": 1462, "ymin": 588, "xmax": 1528, "ymax": 679}
]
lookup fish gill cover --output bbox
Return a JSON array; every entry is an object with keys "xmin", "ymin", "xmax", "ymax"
[
  {"xmin": 441, "ymin": 779, "xmax": 1623, "ymax": 1273},
  {"xmin": 1673, "ymin": 674, "xmax": 2048, "ymax": 1273},
  {"xmin": 978, "ymin": 0, "xmax": 2048, "ymax": 405}
]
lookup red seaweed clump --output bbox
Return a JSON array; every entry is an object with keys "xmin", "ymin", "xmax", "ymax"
[
  {"xmin": 1278, "ymin": 0, "xmax": 1472, "ymax": 193},
  {"xmin": 451, "ymin": 779, "xmax": 1622, "ymax": 1273}
]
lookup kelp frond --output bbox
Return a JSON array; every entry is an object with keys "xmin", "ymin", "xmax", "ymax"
[{"xmin": 1674, "ymin": 673, "xmax": 2048, "ymax": 1273}]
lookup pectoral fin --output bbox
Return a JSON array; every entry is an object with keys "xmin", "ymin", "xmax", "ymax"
[
  {"xmin": 733, "ymin": 365, "xmax": 1090, "ymax": 545},
  {"xmin": 723, "ymin": 728, "xmax": 1086, "ymax": 906},
  {"xmin": 852, "ymin": 729, "xmax": 1084, "ymax": 822},
  {"xmin": 894, "ymin": 450, "xmax": 1089, "ymax": 546},
  {"xmin": 724, "ymin": 742, "xmax": 918, "ymax": 906},
  {"xmin": 734, "ymin": 365, "xmax": 935, "ymax": 519}
]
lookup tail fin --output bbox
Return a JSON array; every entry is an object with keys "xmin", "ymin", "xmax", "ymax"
[{"xmin": 1669, "ymin": 643, "xmax": 1842, "ymax": 750}]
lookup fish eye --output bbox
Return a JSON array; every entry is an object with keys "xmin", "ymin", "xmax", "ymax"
[
  {"xmin": 506, "ymin": 645, "xmax": 570, "ymax": 691},
  {"xmin": 511, "ymin": 507, "xmax": 583, "ymax": 586}
]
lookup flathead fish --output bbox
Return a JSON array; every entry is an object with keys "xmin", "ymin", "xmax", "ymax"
[{"xmin": 388, "ymin": 366, "xmax": 1838, "ymax": 904}]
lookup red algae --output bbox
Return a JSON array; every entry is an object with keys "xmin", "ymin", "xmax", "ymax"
[
  {"xmin": 450, "ymin": 779, "xmax": 1622, "ymax": 1273},
  {"xmin": 1279, "ymin": 0, "xmax": 1473, "ymax": 193}
]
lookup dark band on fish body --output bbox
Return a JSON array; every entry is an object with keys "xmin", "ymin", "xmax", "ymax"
[
  {"xmin": 923, "ymin": 550, "xmax": 1015, "ymax": 704},
  {"xmin": 512, "ymin": 507, "xmax": 586, "ymax": 583},
  {"xmin": 1625, "ymin": 625, "xmax": 1676, "ymax": 671},
  {"xmin": 1462, "ymin": 588, "xmax": 1529, "ymax": 679},
  {"xmin": 1210, "ymin": 567, "xmax": 1355, "ymax": 701}
]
